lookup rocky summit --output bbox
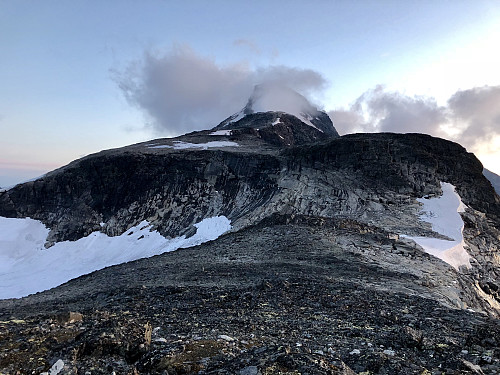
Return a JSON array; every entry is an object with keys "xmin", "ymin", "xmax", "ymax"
[{"xmin": 0, "ymin": 98, "xmax": 500, "ymax": 374}]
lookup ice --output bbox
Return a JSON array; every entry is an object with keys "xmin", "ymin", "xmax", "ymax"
[
  {"xmin": 149, "ymin": 141, "xmax": 239, "ymax": 150},
  {"xmin": 0, "ymin": 216, "xmax": 231, "ymax": 299},
  {"xmin": 417, "ymin": 182, "xmax": 466, "ymax": 242},
  {"xmin": 209, "ymin": 130, "xmax": 232, "ymax": 136},
  {"xmin": 403, "ymin": 182, "xmax": 470, "ymax": 269}
]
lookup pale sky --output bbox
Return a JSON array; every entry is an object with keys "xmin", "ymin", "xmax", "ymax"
[{"xmin": 1, "ymin": 0, "xmax": 500, "ymax": 186}]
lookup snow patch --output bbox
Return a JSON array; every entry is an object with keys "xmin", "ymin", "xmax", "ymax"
[
  {"xmin": 272, "ymin": 117, "xmax": 281, "ymax": 126},
  {"xmin": 0, "ymin": 216, "xmax": 231, "ymax": 299},
  {"xmin": 149, "ymin": 141, "xmax": 239, "ymax": 150},
  {"xmin": 209, "ymin": 130, "xmax": 232, "ymax": 136},
  {"xmin": 403, "ymin": 182, "xmax": 470, "ymax": 270}
]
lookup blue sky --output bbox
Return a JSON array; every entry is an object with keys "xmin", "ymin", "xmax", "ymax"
[{"xmin": 1, "ymin": 0, "xmax": 500, "ymax": 186}]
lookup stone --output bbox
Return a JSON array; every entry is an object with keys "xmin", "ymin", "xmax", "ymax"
[
  {"xmin": 56, "ymin": 311, "xmax": 83, "ymax": 323},
  {"xmin": 218, "ymin": 334, "xmax": 235, "ymax": 342},
  {"xmin": 239, "ymin": 365, "xmax": 259, "ymax": 375}
]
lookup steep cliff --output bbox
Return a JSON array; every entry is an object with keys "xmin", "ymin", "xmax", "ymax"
[{"xmin": 1, "ymin": 132, "xmax": 497, "ymax": 245}]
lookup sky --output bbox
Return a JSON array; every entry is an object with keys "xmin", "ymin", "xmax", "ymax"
[{"xmin": 1, "ymin": 0, "xmax": 500, "ymax": 187}]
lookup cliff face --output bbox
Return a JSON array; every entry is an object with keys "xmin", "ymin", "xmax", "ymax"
[
  {"xmin": 2, "ymin": 129, "xmax": 500, "ymax": 307},
  {"xmin": 0, "ymin": 149, "xmax": 281, "ymax": 243},
  {"xmin": 1, "ymin": 131, "xmax": 497, "ymax": 244}
]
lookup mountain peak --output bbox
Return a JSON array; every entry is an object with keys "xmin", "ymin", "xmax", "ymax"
[{"xmin": 215, "ymin": 84, "xmax": 339, "ymax": 137}]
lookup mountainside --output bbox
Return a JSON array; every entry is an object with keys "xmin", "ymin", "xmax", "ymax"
[{"xmin": 1, "ymin": 100, "xmax": 500, "ymax": 373}]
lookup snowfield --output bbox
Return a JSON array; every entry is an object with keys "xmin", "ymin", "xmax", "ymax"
[
  {"xmin": 0, "ymin": 216, "xmax": 231, "ymax": 299},
  {"xmin": 149, "ymin": 141, "xmax": 239, "ymax": 150},
  {"xmin": 403, "ymin": 182, "xmax": 470, "ymax": 270}
]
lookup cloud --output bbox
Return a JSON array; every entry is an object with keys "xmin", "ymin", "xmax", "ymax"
[
  {"xmin": 329, "ymin": 85, "xmax": 447, "ymax": 135},
  {"xmin": 113, "ymin": 45, "xmax": 326, "ymax": 135},
  {"xmin": 328, "ymin": 85, "xmax": 500, "ymax": 157},
  {"xmin": 255, "ymin": 66, "xmax": 326, "ymax": 97},
  {"xmin": 233, "ymin": 39, "xmax": 261, "ymax": 55},
  {"xmin": 327, "ymin": 108, "xmax": 365, "ymax": 135},
  {"xmin": 447, "ymin": 86, "xmax": 500, "ymax": 149}
]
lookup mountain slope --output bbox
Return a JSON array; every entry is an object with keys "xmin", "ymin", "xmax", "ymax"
[
  {"xmin": 1, "ymin": 106, "xmax": 500, "ymax": 372},
  {"xmin": 1, "ymin": 216, "xmax": 500, "ymax": 374},
  {"xmin": 1, "ymin": 131, "xmax": 499, "ymax": 309}
]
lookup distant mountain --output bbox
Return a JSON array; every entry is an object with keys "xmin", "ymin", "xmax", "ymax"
[
  {"xmin": 216, "ymin": 84, "xmax": 339, "ymax": 139},
  {"xmin": 484, "ymin": 168, "xmax": 500, "ymax": 195}
]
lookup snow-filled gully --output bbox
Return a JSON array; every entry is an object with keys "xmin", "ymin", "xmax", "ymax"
[
  {"xmin": 0, "ymin": 216, "xmax": 231, "ymax": 299},
  {"xmin": 402, "ymin": 182, "xmax": 471, "ymax": 270}
]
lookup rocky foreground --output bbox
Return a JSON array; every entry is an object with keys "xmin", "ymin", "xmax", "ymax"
[{"xmin": 1, "ymin": 217, "xmax": 499, "ymax": 374}]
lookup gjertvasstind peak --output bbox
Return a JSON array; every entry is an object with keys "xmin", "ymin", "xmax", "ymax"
[{"xmin": 1, "ymin": 86, "xmax": 500, "ymax": 374}]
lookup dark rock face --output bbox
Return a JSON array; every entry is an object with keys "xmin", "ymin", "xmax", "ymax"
[
  {"xmin": 1, "ymin": 132, "xmax": 497, "ymax": 244},
  {"xmin": 215, "ymin": 111, "xmax": 339, "ymax": 147},
  {"xmin": 0, "ymin": 150, "xmax": 281, "ymax": 243},
  {"xmin": 290, "ymin": 133, "xmax": 499, "ymax": 215}
]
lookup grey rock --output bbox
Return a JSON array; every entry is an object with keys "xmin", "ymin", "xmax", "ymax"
[{"xmin": 239, "ymin": 365, "xmax": 259, "ymax": 375}]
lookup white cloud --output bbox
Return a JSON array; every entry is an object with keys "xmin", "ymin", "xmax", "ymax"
[
  {"xmin": 113, "ymin": 45, "xmax": 326, "ymax": 136},
  {"xmin": 328, "ymin": 85, "xmax": 500, "ymax": 169},
  {"xmin": 329, "ymin": 85, "xmax": 447, "ymax": 135},
  {"xmin": 447, "ymin": 86, "xmax": 500, "ymax": 149}
]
